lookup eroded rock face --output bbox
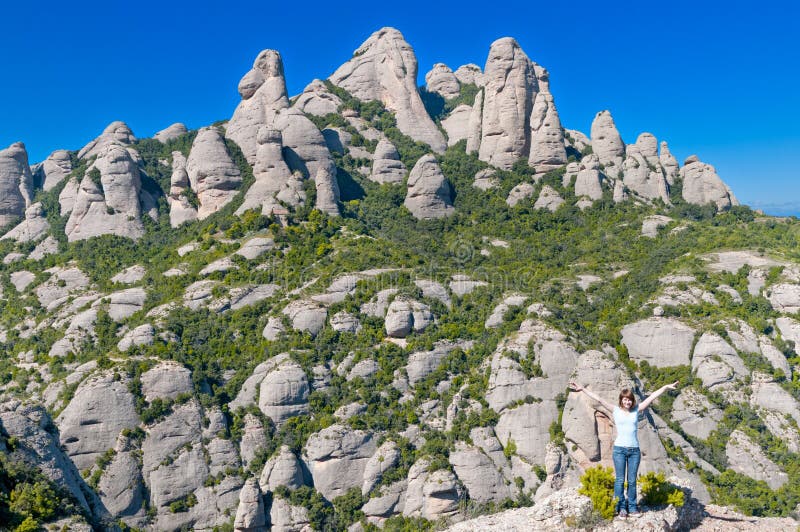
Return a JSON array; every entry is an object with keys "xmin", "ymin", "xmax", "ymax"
[
  {"xmin": 622, "ymin": 133, "xmax": 670, "ymax": 203},
  {"xmin": 260, "ymin": 445, "xmax": 305, "ymax": 491},
  {"xmin": 425, "ymin": 63, "xmax": 461, "ymax": 99},
  {"xmin": 329, "ymin": 27, "xmax": 446, "ymax": 152},
  {"xmin": 65, "ymin": 145, "xmax": 145, "ymax": 241},
  {"xmin": 234, "ymin": 478, "xmax": 267, "ymax": 531},
  {"xmin": 573, "ymin": 153, "xmax": 603, "ymax": 200},
  {"xmin": 362, "ymin": 441, "xmax": 401, "ymax": 495},
  {"xmin": 167, "ymin": 151, "xmax": 198, "ymax": 227},
  {"xmin": 385, "ymin": 297, "xmax": 434, "ymax": 337},
  {"xmin": 293, "ymin": 79, "xmax": 343, "ymax": 116},
  {"xmin": 449, "ymin": 442, "xmax": 513, "ymax": 504},
  {"xmin": 0, "ymin": 142, "xmax": 34, "ymax": 228},
  {"xmin": 35, "ymin": 149, "xmax": 72, "ymax": 191},
  {"xmin": 227, "ymin": 49, "xmax": 290, "ymax": 163},
  {"xmin": 528, "ymin": 88, "xmax": 567, "ymax": 172},
  {"xmin": 140, "ymin": 362, "xmax": 193, "ymax": 402},
  {"xmin": 56, "ymin": 372, "xmax": 139, "ymax": 471},
  {"xmin": 153, "ymin": 123, "xmax": 188, "ymax": 143},
  {"xmin": 590, "ymin": 111, "xmax": 625, "ymax": 177},
  {"xmin": 692, "ymin": 332, "xmax": 747, "ymax": 388},
  {"xmin": 533, "ymin": 185, "xmax": 564, "ymax": 212},
  {"xmin": 495, "ymin": 401, "xmax": 558, "ymax": 465},
  {"xmin": 726, "ymin": 430, "xmax": 788, "ymax": 489},
  {"xmin": 304, "ymin": 424, "xmax": 376, "ymax": 500},
  {"xmin": 441, "ymin": 104, "xmax": 473, "ymax": 147},
  {"xmin": 672, "ymin": 389, "xmax": 723, "ymax": 440},
  {"xmin": 369, "ymin": 139, "xmax": 406, "ymax": 184},
  {"xmin": 237, "ymin": 128, "xmax": 295, "ymax": 216},
  {"xmin": 186, "ymin": 128, "xmax": 243, "ymax": 219},
  {"xmin": 77, "ymin": 121, "xmax": 136, "ymax": 160},
  {"xmin": 258, "ymin": 360, "xmax": 309, "ymax": 426},
  {"xmin": 403, "ymin": 154, "xmax": 454, "ymax": 219},
  {"xmin": 1, "ymin": 202, "xmax": 49, "ymax": 242},
  {"xmin": 454, "ymin": 63, "xmax": 484, "ymax": 86},
  {"xmin": 680, "ymin": 155, "xmax": 737, "ymax": 211},
  {"xmin": 506, "ymin": 182, "xmax": 535, "ymax": 207},
  {"xmin": 282, "ymin": 299, "xmax": 327, "ymax": 337},
  {"xmin": 660, "ymin": 141, "xmax": 679, "ymax": 184},
  {"xmin": 621, "ymin": 317, "xmax": 695, "ymax": 367}
]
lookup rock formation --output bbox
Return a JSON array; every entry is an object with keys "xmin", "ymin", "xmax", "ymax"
[
  {"xmin": 403, "ymin": 154, "xmax": 454, "ymax": 219},
  {"xmin": 153, "ymin": 123, "xmax": 188, "ymax": 143},
  {"xmin": 590, "ymin": 110, "xmax": 625, "ymax": 177},
  {"xmin": 293, "ymin": 79, "xmax": 343, "ymax": 116},
  {"xmin": 680, "ymin": 155, "xmax": 738, "ymax": 210},
  {"xmin": 167, "ymin": 151, "xmax": 198, "ymax": 226},
  {"xmin": 425, "ymin": 63, "xmax": 461, "ymax": 99},
  {"xmin": 454, "ymin": 64, "xmax": 483, "ymax": 86},
  {"xmin": 329, "ymin": 27, "xmax": 446, "ymax": 152},
  {"xmin": 185, "ymin": 128, "xmax": 242, "ymax": 219},
  {"xmin": 33, "ymin": 149, "xmax": 72, "ymax": 191},
  {"xmin": 77, "ymin": 121, "xmax": 136, "ymax": 161},
  {"xmin": 0, "ymin": 142, "xmax": 34, "ymax": 228},
  {"xmin": 369, "ymin": 139, "xmax": 406, "ymax": 184}
]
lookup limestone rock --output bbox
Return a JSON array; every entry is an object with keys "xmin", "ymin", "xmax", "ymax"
[
  {"xmin": 533, "ymin": 185, "xmax": 564, "ymax": 212},
  {"xmin": 407, "ymin": 340, "xmax": 471, "ymax": 385},
  {"xmin": 425, "ymin": 63, "xmax": 461, "ymax": 99},
  {"xmin": 415, "ymin": 278, "xmax": 452, "ymax": 308},
  {"xmin": 620, "ymin": 317, "xmax": 695, "ymax": 367},
  {"xmin": 403, "ymin": 154, "xmax": 454, "ymax": 219},
  {"xmin": 672, "ymin": 389, "xmax": 723, "ymax": 440},
  {"xmin": 692, "ymin": 332, "xmax": 748, "ymax": 388},
  {"xmin": 449, "ymin": 442, "xmax": 513, "ymax": 504},
  {"xmin": 258, "ymin": 360, "xmax": 309, "ymax": 426},
  {"xmin": 97, "ymin": 442, "xmax": 146, "ymax": 520},
  {"xmin": 726, "ymin": 430, "xmax": 787, "ymax": 489},
  {"xmin": 777, "ymin": 317, "xmax": 800, "ymax": 347},
  {"xmin": 230, "ymin": 353, "xmax": 291, "ymax": 410},
  {"xmin": 239, "ymin": 414, "xmax": 268, "ymax": 469},
  {"xmin": 167, "ymin": 151, "xmax": 198, "ymax": 227},
  {"xmin": 362, "ymin": 441, "xmax": 401, "ymax": 495},
  {"xmin": 454, "ymin": 63, "xmax": 483, "ymax": 86},
  {"xmin": 262, "ymin": 316, "xmax": 286, "ymax": 341},
  {"xmin": 495, "ymin": 401, "xmax": 558, "ymax": 465},
  {"xmin": 590, "ymin": 111, "xmax": 624, "ymax": 177},
  {"xmin": 1, "ymin": 202, "xmax": 49, "ymax": 242},
  {"xmin": 236, "ymin": 236, "xmax": 275, "ymax": 260},
  {"xmin": 573, "ymin": 153, "xmax": 603, "ymax": 200},
  {"xmin": 227, "ymin": 49, "xmax": 290, "ymax": 163},
  {"xmin": 622, "ymin": 133, "xmax": 670, "ymax": 203},
  {"xmin": 58, "ymin": 176, "xmax": 80, "ymax": 215},
  {"xmin": 680, "ymin": 156, "xmax": 737, "ymax": 210},
  {"xmin": 141, "ymin": 399, "xmax": 203, "ymax": 478},
  {"xmin": 153, "ymin": 123, "xmax": 188, "ymax": 143},
  {"xmin": 750, "ymin": 377, "xmax": 800, "ymax": 425},
  {"xmin": 140, "ymin": 361, "xmax": 193, "ymax": 402},
  {"xmin": 117, "ymin": 323, "xmax": 155, "ymax": 351},
  {"xmin": 421, "ymin": 469, "xmax": 462, "ymax": 520},
  {"xmin": 293, "ymin": 79, "xmax": 343, "ymax": 116},
  {"xmin": 384, "ymin": 297, "xmax": 433, "ymax": 338},
  {"xmin": 478, "ymin": 38, "xmax": 538, "ymax": 170},
  {"xmin": 441, "ymin": 104, "xmax": 473, "ymax": 147},
  {"xmin": 360, "ymin": 288, "xmax": 398, "ymax": 318},
  {"xmin": 34, "ymin": 149, "xmax": 72, "ymax": 191},
  {"xmin": 186, "ymin": 128, "xmax": 242, "ymax": 219},
  {"xmin": 282, "ymin": 299, "xmax": 327, "ymax": 337},
  {"xmin": 466, "ymin": 89, "xmax": 484, "ymax": 155},
  {"xmin": 260, "ymin": 445, "xmax": 305, "ymax": 491},
  {"xmin": 0, "ymin": 142, "xmax": 34, "ymax": 228},
  {"xmin": 641, "ymin": 214, "xmax": 673, "ymax": 237},
  {"xmin": 760, "ymin": 336, "xmax": 792, "ymax": 376},
  {"xmin": 35, "ymin": 266, "xmax": 90, "ymax": 310},
  {"xmin": 111, "ymin": 264, "xmax": 146, "ymax": 284},
  {"xmin": 269, "ymin": 497, "xmax": 311, "ymax": 531},
  {"xmin": 95, "ymin": 287, "xmax": 147, "ymax": 321},
  {"xmin": 237, "ymin": 127, "xmax": 295, "ymax": 216},
  {"xmin": 767, "ymin": 283, "xmax": 800, "ymax": 314},
  {"xmin": 77, "ymin": 121, "xmax": 136, "ymax": 160},
  {"xmin": 369, "ymin": 139, "xmax": 406, "ymax": 184},
  {"xmin": 329, "ymin": 28, "xmax": 446, "ymax": 152},
  {"xmin": 659, "ymin": 141, "xmax": 679, "ymax": 184},
  {"xmin": 473, "ymin": 168, "xmax": 498, "ymax": 190},
  {"xmin": 30, "ymin": 235, "xmax": 59, "ymax": 260},
  {"xmin": 234, "ymin": 478, "xmax": 267, "ymax": 531},
  {"xmin": 564, "ymin": 129, "xmax": 591, "ymax": 154},
  {"xmin": 506, "ymin": 182, "xmax": 535, "ymax": 207},
  {"xmin": 56, "ymin": 372, "xmax": 139, "ymax": 471},
  {"xmin": 528, "ymin": 90, "xmax": 567, "ymax": 172},
  {"xmin": 362, "ymin": 480, "xmax": 406, "ymax": 519},
  {"xmin": 10, "ymin": 270, "xmax": 35, "ymax": 292},
  {"xmin": 65, "ymin": 145, "xmax": 145, "ymax": 241},
  {"xmin": 304, "ymin": 424, "xmax": 376, "ymax": 500}
]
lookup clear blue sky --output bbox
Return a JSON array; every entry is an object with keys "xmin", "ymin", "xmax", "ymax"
[{"xmin": 2, "ymin": 0, "xmax": 798, "ymax": 215}]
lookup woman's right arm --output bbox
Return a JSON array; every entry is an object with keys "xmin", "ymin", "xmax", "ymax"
[{"xmin": 569, "ymin": 382, "xmax": 616, "ymax": 412}]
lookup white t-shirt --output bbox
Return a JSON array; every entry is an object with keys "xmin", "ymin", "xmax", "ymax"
[{"xmin": 613, "ymin": 406, "xmax": 639, "ymax": 447}]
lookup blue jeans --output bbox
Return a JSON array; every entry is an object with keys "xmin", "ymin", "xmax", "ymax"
[{"xmin": 612, "ymin": 445, "xmax": 641, "ymax": 512}]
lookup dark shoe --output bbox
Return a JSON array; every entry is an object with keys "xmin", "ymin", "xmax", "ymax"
[{"xmin": 618, "ymin": 509, "xmax": 628, "ymax": 518}]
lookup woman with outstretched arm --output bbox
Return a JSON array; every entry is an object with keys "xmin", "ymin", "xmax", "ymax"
[{"xmin": 568, "ymin": 380, "xmax": 678, "ymax": 518}]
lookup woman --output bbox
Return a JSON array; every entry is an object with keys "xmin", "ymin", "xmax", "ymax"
[{"xmin": 568, "ymin": 380, "xmax": 678, "ymax": 517}]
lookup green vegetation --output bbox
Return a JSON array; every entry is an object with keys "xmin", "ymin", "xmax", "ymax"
[
  {"xmin": 638, "ymin": 471, "xmax": 685, "ymax": 507},
  {"xmin": 577, "ymin": 466, "xmax": 615, "ymax": 520}
]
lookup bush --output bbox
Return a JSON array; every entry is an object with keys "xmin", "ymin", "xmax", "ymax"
[
  {"xmin": 577, "ymin": 466, "xmax": 615, "ymax": 520},
  {"xmin": 638, "ymin": 471, "xmax": 685, "ymax": 507}
]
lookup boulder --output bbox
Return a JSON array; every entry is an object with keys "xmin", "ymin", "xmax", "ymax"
[
  {"xmin": 533, "ymin": 185, "xmax": 564, "ymax": 212},
  {"xmin": 425, "ymin": 63, "xmax": 461, "ymax": 99},
  {"xmin": 262, "ymin": 316, "xmax": 286, "ymax": 341},
  {"xmin": 77, "ymin": 121, "xmax": 136, "ymax": 160},
  {"xmin": 564, "ymin": 129, "xmax": 591, "ymax": 154},
  {"xmin": 473, "ymin": 168, "xmax": 498, "ymax": 190},
  {"xmin": 230, "ymin": 353, "xmax": 291, "ymax": 410},
  {"xmin": 65, "ymin": 145, "xmax": 146, "ymax": 241},
  {"xmin": 407, "ymin": 340, "xmax": 466, "ymax": 385},
  {"xmin": 282, "ymin": 299, "xmax": 327, "ymax": 337},
  {"xmin": 329, "ymin": 28, "xmax": 446, "ymax": 152},
  {"xmin": 671, "ymin": 389, "xmax": 723, "ymax": 440},
  {"xmin": 767, "ymin": 283, "xmax": 800, "ymax": 314},
  {"xmin": 449, "ymin": 442, "xmax": 513, "ymax": 504},
  {"xmin": 236, "ymin": 237, "xmax": 275, "ymax": 260},
  {"xmin": 35, "ymin": 266, "xmax": 90, "ymax": 309},
  {"xmin": 403, "ymin": 154, "xmax": 454, "ymax": 219},
  {"xmin": 258, "ymin": 360, "xmax": 309, "ymax": 426},
  {"xmin": 269, "ymin": 497, "xmax": 310, "ymax": 531},
  {"xmin": 30, "ymin": 235, "xmax": 59, "ymax": 260},
  {"xmin": 385, "ymin": 297, "xmax": 434, "ymax": 337},
  {"xmin": 620, "ymin": 317, "xmax": 695, "ymax": 367},
  {"xmin": 680, "ymin": 155, "xmax": 737, "ymax": 210},
  {"xmin": 239, "ymin": 413, "xmax": 268, "ymax": 469},
  {"xmin": 360, "ymin": 288, "xmax": 398, "ymax": 318},
  {"xmin": 750, "ymin": 377, "xmax": 800, "ymax": 425},
  {"xmin": 573, "ymin": 153, "xmax": 603, "ymax": 200},
  {"xmin": 234, "ymin": 478, "xmax": 267, "ymax": 531},
  {"xmin": 140, "ymin": 361, "xmax": 193, "ymax": 402},
  {"xmin": 111, "ymin": 264, "xmax": 146, "ymax": 284},
  {"xmin": 362, "ymin": 441, "xmax": 401, "ymax": 495},
  {"xmin": 34, "ymin": 149, "xmax": 72, "ymax": 191},
  {"xmin": 227, "ymin": 49, "xmax": 290, "ymax": 163},
  {"xmin": 726, "ymin": 430, "xmax": 788, "ymax": 489},
  {"xmin": 622, "ymin": 133, "xmax": 670, "ymax": 203},
  {"xmin": 293, "ymin": 78, "xmax": 343, "ymax": 116},
  {"xmin": 56, "ymin": 372, "xmax": 139, "ymax": 471},
  {"xmin": 421, "ymin": 470, "xmax": 462, "ymax": 520},
  {"xmin": 589, "ymin": 110, "xmax": 625, "ymax": 177},
  {"xmin": 760, "ymin": 336, "xmax": 792, "ymax": 376},
  {"xmin": 506, "ymin": 182, "xmax": 535, "ymax": 207},
  {"xmin": 260, "ymin": 445, "xmax": 305, "ymax": 491},
  {"xmin": 454, "ymin": 63, "xmax": 483, "ymax": 86},
  {"xmin": 692, "ymin": 332, "xmax": 748, "ymax": 388},
  {"xmin": 1, "ymin": 202, "xmax": 49, "ymax": 242},
  {"xmin": 153, "ymin": 123, "xmax": 188, "ymax": 143},
  {"xmin": 10, "ymin": 270, "xmax": 35, "ymax": 292},
  {"xmin": 58, "ymin": 176, "xmax": 80, "ymax": 214},
  {"xmin": 186, "ymin": 128, "xmax": 242, "ymax": 219},
  {"xmin": 95, "ymin": 287, "xmax": 147, "ymax": 321},
  {"xmin": 117, "ymin": 323, "xmax": 155, "ymax": 351},
  {"xmin": 0, "ymin": 142, "xmax": 34, "ymax": 228},
  {"xmin": 369, "ymin": 139, "xmax": 406, "ymax": 184},
  {"xmin": 641, "ymin": 214, "xmax": 673, "ymax": 237},
  {"xmin": 347, "ymin": 359, "xmax": 378, "ymax": 381},
  {"xmin": 304, "ymin": 424, "xmax": 376, "ymax": 500}
]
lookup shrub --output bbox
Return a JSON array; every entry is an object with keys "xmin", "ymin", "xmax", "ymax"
[
  {"xmin": 639, "ymin": 471, "xmax": 685, "ymax": 507},
  {"xmin": 577, "ymin": 466, "xmax": 615, "ymax": 520}
]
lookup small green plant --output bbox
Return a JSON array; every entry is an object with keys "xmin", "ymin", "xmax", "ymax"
[
  {"xmin": 639, "ymin": 471, "xmax": 685, "ymax": 507},
  {"xmin": 577, "ymin": 466, "xmax": 615, "ymax": 520},
  {"xmin": 503, "ymin": 438, "xmax": 517, "ymax": 459}
]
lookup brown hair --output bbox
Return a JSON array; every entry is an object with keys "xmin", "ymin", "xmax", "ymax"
[{"xmin": 618, "ymin": 389, "xmax": 636, "ymax": 409}]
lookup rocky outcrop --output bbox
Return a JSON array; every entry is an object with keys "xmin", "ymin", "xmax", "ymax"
[
  {"xmin": 622, "ymin": 133, "xmax": 670, "ymax": 203},
  {"xmin": 258, "ymin": 360, "xmax": 309, "ymax": 426},
  {"xmin": 660, "ymin": 141, "xmax": 679, "ymax": 184},
  {"xmin": 680, "ymin": 155, "xmax": 738, "ymax": 210},
  {"xmin": 34, "ymin": 149, "xmax": 72, "ymax": 191},
  {"xmin": 589, "ymin": 111, "xmax": 624, "ymax": 177},
  {"xmin": 528, "ymin": 90, "xmax": 567, "ymax": 172},
  {"xmin": 441, "ymin": 104, "xmax": 473, "ymax": 147},
  {"xmin": 726, "ymin": 429, "xmax": 787, "ymax": 489},
  {"xmin": 369, "ymin": 139, "xmax": 406, "ymax": 184},
  {"xmin": 620, "ymin": 317, "xmax": 695, "ymax": 367},
  {"xmin": 186, "ymin": 128, "xmax": 242, "ymax": 219},
  {"xmin": 403, "ymin": 154, "xmax": 454, "ymax": 219},
  {"xmin": 140, "ymin": 362, "xmax": 193, "ymax": 402},
  {"xmin": 1, "ymin": 202, "xmax": 49, "ymax": 242},
  {"xmin": 533, "ymin": 185, "xmax": 564, "ymax": 212},
  {"xmin": 454, "ymin": 64, "xmax": 483, "ymax": 86},
  {"xmin": 236, "ymin": 128, "xmax": 295, "ymax": 215},
  {"xmin": 65, "ymin": 144, "xmax": 145, "ymax": 241},
  {"xmin": 329, "ymin": 28, "xmax": 446, "ymax": 152},
  {"xmin": 573, "ymin": 153, "xmax": 603, "ymax": 200},
  {"xmin": 466, "ymin": 89, "xmax": 483, "ymax": 154},
  {"xmin": 293, "ymin": 79, "xmax": 343, "ymax": 116},
  {"xmin": 117, "ymin": 323, "xmax": 155, "ymax": 351},
  {"xmin": 692, "ymin": 332, "xmax": 748, "ymax": 388},
  {"xmin": 77, "ymin": 121, "xmax": 136, "ymax": 160},
  {"xmin": 385, "ymin": 297, "xmax": 434, "ymax": 338},
  {"xmin": 226, "ymin": 49, "xmax": 290, "ymax": 163},
  {"xmin": 425, "ymin": 63, "xmax": 460, "ymax": 99},
  {"xmin": 234, "ymin": 478, "xmax": 267, "ymax": 531},
  {"xmin": 0, "ymin": 142, "xmax": 34, "ymax": 228},
  {"xmin": 671, "ymin": 389, "xmax": 723, "ymax": 440},
  {"xmin": 153, "ymin": 123, "xmax": 188, "ymax": 143},
  {"xmin": 362, "ymin": 441, "xmax": 401, "ymax": 495},
  {"xmin": 506, "ymin": 182, "xmax": 535, "ymax": 207},
  {"xmin": 260, "ymin": 445, "xmax": 305, "ymax": 491},
  {"xmin": 167, "ymin": 151, "xmax": 198, "ymax": 226},
  {"xmin": 282, "ymin": 299, "xmax": 327, "ymax": 337},
  {"xmin": 303, "ymin": 424, "xmax": 376, "ymax": 500},
  {"xmin": 449, "ymin": 442, "xmax": 514, "ymax": 504}
]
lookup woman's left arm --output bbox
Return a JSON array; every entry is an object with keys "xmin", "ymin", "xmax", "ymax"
[{"xmin": 638, "ymin": 381, "xmax": 679, "ymax": 411}]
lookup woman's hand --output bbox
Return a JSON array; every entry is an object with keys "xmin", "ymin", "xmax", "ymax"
[
  {"xmin": 666, "ymin": 380, "xmax": 679, "ymax": 390},
  {"xmin": 568, "ymin": 381, "xmax": 583, "ymax": 392}
]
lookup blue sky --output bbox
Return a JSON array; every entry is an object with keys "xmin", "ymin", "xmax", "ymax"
[{"xmin": 1, "ymin": 0, "xmax": 798, "ymax": 215}]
